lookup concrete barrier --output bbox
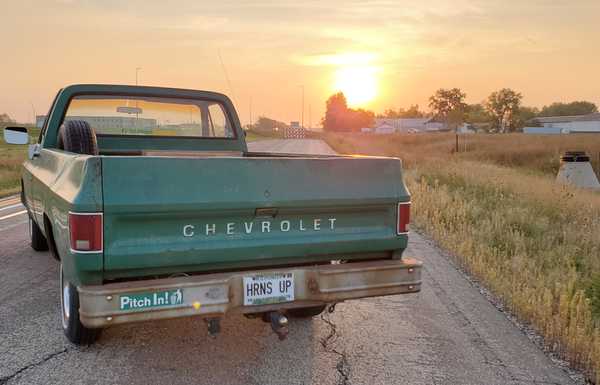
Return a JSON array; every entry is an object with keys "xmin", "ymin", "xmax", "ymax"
[{"xmin": 556, "ymin": 151, "xmax": 600, "ymax": 190}]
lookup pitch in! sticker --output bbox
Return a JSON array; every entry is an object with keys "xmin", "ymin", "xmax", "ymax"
[{"xmin": 119, "ymin": 289, "xmax": 183, "ymax": 310}]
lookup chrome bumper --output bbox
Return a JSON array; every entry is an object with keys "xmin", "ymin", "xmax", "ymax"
[{"xmin": 78, "ymin": 258, "xmax": 422, "ymax": 328}]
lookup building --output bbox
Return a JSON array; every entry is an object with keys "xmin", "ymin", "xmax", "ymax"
[
  {"xmin": 524, "ymin": 113, "xmax": 600, "ymax": 134},
  {"xmin": 457, "ymin": 123, "xmax": 475, "ymax": 134},
  {"xmin": 35, "ymin": 115, "xmax": 157, "ymax": 134},
  {"xmin": 373, "ymin": 118, "xmax": 445, "ymax": 134},
  {"xmin": 374, "ymin": 122, "xmax": 397, "ymax": 134}
]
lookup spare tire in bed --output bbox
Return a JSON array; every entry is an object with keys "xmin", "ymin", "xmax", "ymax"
[{"xmin": 57, "ymin": 120, "xmax": 99, "ymax": 155}]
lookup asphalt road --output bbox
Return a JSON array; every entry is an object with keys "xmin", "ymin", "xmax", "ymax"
[{"xmin": 0, "ymin": 140, "xmax": 580, "ymax": 385}]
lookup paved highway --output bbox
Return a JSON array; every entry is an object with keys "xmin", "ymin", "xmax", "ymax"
[{"xmin": 0, "ymin": 140, "xmax": 581, "ymax": 385}]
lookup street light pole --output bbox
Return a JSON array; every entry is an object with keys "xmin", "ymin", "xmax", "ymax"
[
  {"xmin": 299, "ymin": 85, "xmax": 304, "ymax": 128},
  {"xmin": 135, "ymin": 67, "xmax": 142, "ymax": 129},
  {"xmin": 135, "ymin": 67, "xmax": 142, "ymax": 85}
]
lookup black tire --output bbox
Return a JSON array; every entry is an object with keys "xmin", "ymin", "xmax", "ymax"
[
  {"xmin": 57, "ymin": 120, "xmax": 99, "ymax": 155},
  {"xmin": 29, "ymin": 216, "xmax": 49, "ymax": 251},
  {"xmin": 60, "ymin": 266, "xmax": 101, "ymax": 345},
  {"xmin": 44, "ymin": 216, "xmax": 61, "ymax": 262},
  {"xmin": 287, "ymin": 305, "xmax": 327, "ymax": 318}
]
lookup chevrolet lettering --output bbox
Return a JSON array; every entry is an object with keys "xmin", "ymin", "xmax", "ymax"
[
  {"xmin": 8, "ymin": 84, "xmax": 422, "ymax": 346},
  {"xmin": 182, "ymin": 218, "xmax": 337, "ymax": 237}
]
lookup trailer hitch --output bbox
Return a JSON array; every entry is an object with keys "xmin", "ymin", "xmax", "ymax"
[
  {"xmin": 266, "ymin": 312, "xmax": 289, "ymax": 340},
  {"xmin": 205, "ymin": 317, "xmax": 221, "ymax": 338}
]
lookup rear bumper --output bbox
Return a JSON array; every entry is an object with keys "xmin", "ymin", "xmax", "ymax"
[{"xmin": 78, "ymin": 258, "xmax": 422, "ymax": 328}]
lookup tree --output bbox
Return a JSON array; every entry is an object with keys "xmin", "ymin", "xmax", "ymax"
[
  {"xmin": 322, "ymin": 92, "xmax": 348, "ymax": 131},
  {"xmin": 484, "ymin": 88, "xmax": 523, "ymax": 132},
  {"xmin": 403, "ymin": 104, "xmax": 425, "ymax": 118},
  {"xmin": 348, "ymin": 108, "xmax": 375, "ymax": 131},
  {"xmin": 0, "ymin": 113, "xmax": 15, "ymax": 124},
  {"xmin": 514, "ymin": 106, "xmax": 539, "ymax": 129},
  {"xmin": 464, "ymin": 104, "xmax": 491, "ymax": 124},
  {"xmin": 539, "ymin": 101, "xmax": 598, "ymax": 117},
  {"xmin": 378, "ymin": 105, "xmax": 425, "ymax": 119},
  {"xmin": 322, "ymin": 92, "xmax": 374, "ymax": 131},
  {"xmin": 428, "ymin": 88, "xmax": 467, "ymax": 129},
  {"xmin": 253, "ymin": 116, "xmax": 288, "ymax": 132}
]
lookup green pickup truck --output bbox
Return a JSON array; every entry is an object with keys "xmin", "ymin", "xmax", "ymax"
[{"xmin": 4, "ymin": 84, "xmax": 421, "ymax": 345}]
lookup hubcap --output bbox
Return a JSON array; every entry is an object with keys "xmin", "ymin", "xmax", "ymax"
[{"xmin": 60, "ymin": 267, "xmax": 70, "ymax": 328}]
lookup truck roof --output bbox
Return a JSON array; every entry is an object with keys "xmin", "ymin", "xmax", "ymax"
[
  {"xmin": 41, "ymin": 84, "xmax": 246, "ymax": 153},
  {"xmin": 61, "ymin": 84, "xmax": 233, "ymax": 103}
]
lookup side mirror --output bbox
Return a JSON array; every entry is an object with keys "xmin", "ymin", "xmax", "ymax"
[{"xmin": 3, "ymin": 127, "xmax": 29, "ymax": 145}]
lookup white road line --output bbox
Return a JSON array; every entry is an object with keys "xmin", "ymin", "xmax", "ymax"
[
  {"xmin": 0, "ymin": 203, "xmax": 23, "ymax": 212},
  {"xmin": 0, "ymin": 194, "xmax": 19, "ymax": 203},
  {"xmin": 0, "ymin": 210, "xmax": 27, "ymax": 221}
]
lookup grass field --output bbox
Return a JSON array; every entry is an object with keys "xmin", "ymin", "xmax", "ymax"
[
  {"xmin": 320, "ymin": 131, "xmax": 600, "ymax": 176},
  {"xmin": 0, "ymin": 126, "xmax": 39, "ymax": 198},
  {"xmin": 321, "ymin": 131, "xmax": 600, "ymax": 381},
  {"xmin": 244, "ymin": 128, "xmax": 284, "ymax": 141}
]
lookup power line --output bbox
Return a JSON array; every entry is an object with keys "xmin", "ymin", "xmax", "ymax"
[{"xmin": 218, "ymin": 49, "xmax": 237, "ymax": 107}]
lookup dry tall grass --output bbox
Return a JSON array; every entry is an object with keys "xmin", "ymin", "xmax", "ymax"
[
  {"xmin": 322, "ymin": 132, "xmax": 600, "ymax": 381},
  {"xmin": 320, "ymin": 131, "xmax": 600, "ymax": 176}
]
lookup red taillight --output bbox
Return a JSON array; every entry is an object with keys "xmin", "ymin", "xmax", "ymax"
[
  {"xmin": 397, "ymin": 202, "xmax": 410, "ymax": 234},
  {"xmin": 69, "ymin": 212, "xmax": 103, "ymax": 252}
]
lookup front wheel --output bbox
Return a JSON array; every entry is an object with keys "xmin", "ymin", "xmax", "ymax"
[{"xmin": 60, "ymin": 266, "xmax": 101, "ymax": 345}]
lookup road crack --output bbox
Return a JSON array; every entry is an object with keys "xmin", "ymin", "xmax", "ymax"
[
  {"xmin": 319, "ymin": 312, "xmax": 350, "ymax": 385},
  {"xmin": 0, "ymin": 348, "xmax": 68, "ymax": 384}
]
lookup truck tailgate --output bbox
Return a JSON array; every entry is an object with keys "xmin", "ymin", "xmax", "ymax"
[{"xmin": 101, "ymin": 156, "xmax": 409, "ymax": 279}]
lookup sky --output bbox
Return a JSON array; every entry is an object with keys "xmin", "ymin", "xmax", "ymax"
[{"xmin": 1, "ymin": 0, "xmax": 599, "ymax": 125}]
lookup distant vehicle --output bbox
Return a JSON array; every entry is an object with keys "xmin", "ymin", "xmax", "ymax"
[{"xmin": 4, "ymin": 84, "xmax": 421, "ymax": 345}]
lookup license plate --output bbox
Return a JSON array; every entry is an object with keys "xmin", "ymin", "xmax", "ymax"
[
  {"xmin": 243, "ymin": 273, "xmax": 294, "ymax": 306},
  {"xmin": 119, "ymin": 289, "xmax": 184, "ymax": 311}
]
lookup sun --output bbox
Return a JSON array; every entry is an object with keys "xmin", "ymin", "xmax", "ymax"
[{"xmin": 334, "ymin": 66, "xmax": 378, "ymax": 107}]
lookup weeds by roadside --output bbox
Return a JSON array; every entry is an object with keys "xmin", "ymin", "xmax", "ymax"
[{"xmin": 322, "ymin": 132, "xmax": 600, "ymax": 382}]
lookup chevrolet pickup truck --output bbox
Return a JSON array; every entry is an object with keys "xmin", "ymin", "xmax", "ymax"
[{"xmin": 4, "ymin": 84, "xmax": 421, "ymax": 345}]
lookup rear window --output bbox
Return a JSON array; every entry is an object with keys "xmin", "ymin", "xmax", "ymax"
[{"xmin": 62, "ymin": 95, "xmax": 235, "ymax": 138}]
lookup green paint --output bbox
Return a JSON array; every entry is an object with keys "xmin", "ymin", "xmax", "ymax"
[{"xmin": 20, "ymin": 84, "xmax": 410, "ymax": 286}]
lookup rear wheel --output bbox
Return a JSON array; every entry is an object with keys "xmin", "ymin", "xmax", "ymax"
[
  {"xmin": 287, "ymin": 305, "xmax": 327, "ymax": 318},
  {"xmin": 29, "ymin": 216, "xmax": 49, "ymax": 251},
  {"xmin": 60, "ymin": 265, "xmax": 101, "ymax": 345}
]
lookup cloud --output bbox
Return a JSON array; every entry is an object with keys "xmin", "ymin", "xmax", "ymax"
[{"xmin": 297, "ymin": 52, "xmax": 379, "ymax": 67}]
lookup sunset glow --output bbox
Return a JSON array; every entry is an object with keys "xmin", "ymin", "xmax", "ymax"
[
  {"xmin": 1, "ymin": 2, "xmax": 599, "ymax": 124},
  {"xmin": 334, "ymin": 66, "xmax": 379, "ymax": 107}
]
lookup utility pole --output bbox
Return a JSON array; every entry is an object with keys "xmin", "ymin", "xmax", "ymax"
[
  {"xmin": 299, "ymin": 85, "xmax": 304, "ymax": 128},
  {"xmin": 249, "ymin": 97, "xmax": 253, "ymax": 129},
  {"xmin": 135, "ymin": 67, "xmax": 142, "ymax": 85},
  {"xmin": 29, "ymin": 101, "xmax": 36, "ymax": 126},
  {"xmin": 135, "ymin": 67, "xmax": 142, "ymax": 130},
  {"xmin": 309, "ymin": 104, "xmax": 311, "ymax": 130}
]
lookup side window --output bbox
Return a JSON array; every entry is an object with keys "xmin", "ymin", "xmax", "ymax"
[
  {"xmin": 39, "ymin": 91, "xmax": 61, "ymax": 144},
  {"xmin": 208, "ymin": 103, "xmax": 231, "ymax": 137}
]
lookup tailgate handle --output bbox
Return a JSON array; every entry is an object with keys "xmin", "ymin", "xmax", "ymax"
[{"xmin": 255, "ymin": 208, "xmax": 279, "ymax": 218}]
